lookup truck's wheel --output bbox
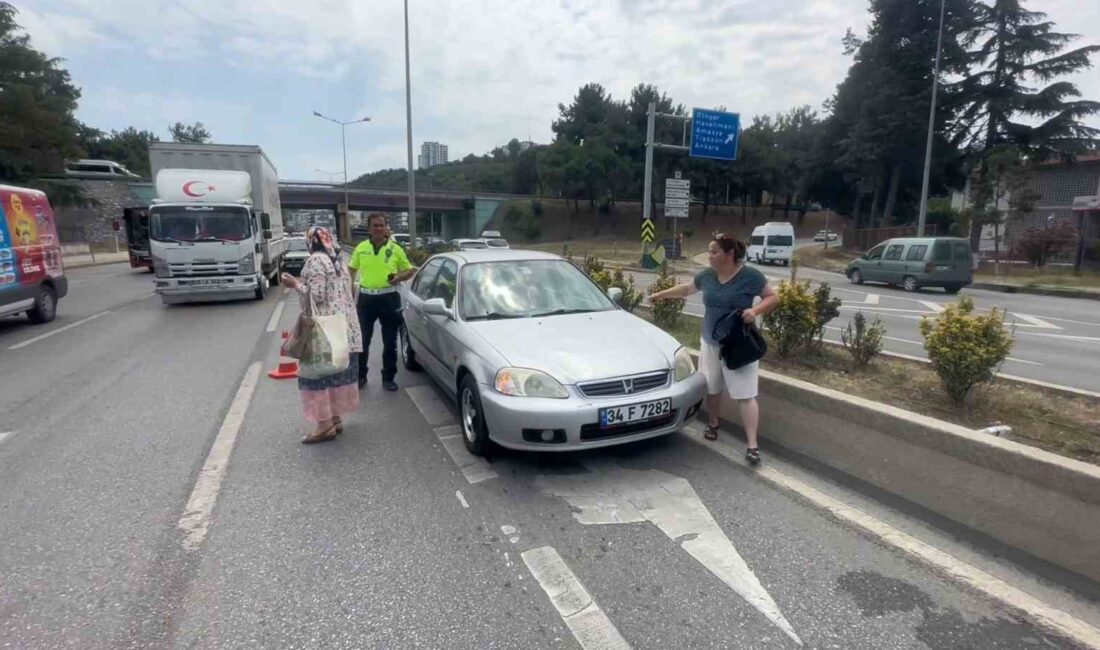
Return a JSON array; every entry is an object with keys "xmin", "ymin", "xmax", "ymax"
[
  {"xmin": 255, "ymin": 277, "xmax": 268, "ymax": 300},
  {"xmin": 27, "ymin": 285, "xmax": 57, "ymax": 324}
]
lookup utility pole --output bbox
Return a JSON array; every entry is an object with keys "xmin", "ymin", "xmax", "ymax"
[
  {"xmin": 403, "ymin": 0, "xmax": 417, "ymax": 240},
  {"xmin": 917, "ymin": 0, "xmax": 947, "ymax": 236},
  {"xmin": 313, "ymin": 112, "xmax": 370, "ymax": 237}
]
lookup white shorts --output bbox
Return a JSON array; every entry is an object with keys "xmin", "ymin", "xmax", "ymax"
[{"xmin": 698, "ymin": 339, "xmax": 759, "ymax": 400}]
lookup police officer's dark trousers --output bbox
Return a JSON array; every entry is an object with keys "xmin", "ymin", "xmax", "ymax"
[{"xmin": 357, "ymin": 292, "xmax": 403, "ymax": 383}]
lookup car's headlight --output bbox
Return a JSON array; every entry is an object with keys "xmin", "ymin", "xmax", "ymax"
[
  {"xmin": 494, "ymin": 368, "xmax": 569, "ymax": 399},
  {"xmin": 152, "ymin": 254, "xmax": 169, "ymax": 278},
  {"xmin": 674, "ymin": 347, "xmax": 696, "ymax": 382},
  {"xmin": 238, "ymin": 253, "xmax": 255, "ymax": 275}
]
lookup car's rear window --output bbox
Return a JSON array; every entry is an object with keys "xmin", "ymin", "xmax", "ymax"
[{"xmin": 766, "ymin": 235, "xmax": 793, "ymax": 246}]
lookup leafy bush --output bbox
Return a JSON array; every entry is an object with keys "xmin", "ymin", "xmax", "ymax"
[
  {"xmin": 584, "ymin": 254, "xmax": 605, "ymax": 276},
  {"xmin": 841, "ymin": 312, "xmax": 885, "ymax": 368},
  {"xmin": 407, "ymin": 247, "xmax": 430, "ymax": 267},
  {"xmin": 1013, "ymin": 221, "xmax": 1079, "ymax": 268},
  {"xmin": 918, "ymin": 296, "xmax": 1014, "ymax": 405},
  {"xmin": 763, "ymin": 280, "xmax": 816, "ymax": 357},
  {"xmin": 807, "ymin": 282, "xmax": 842, "ymax": 349},
  {"xmin": 504, "ymin": 204, "xmax": 541, "ymax": 240},
  {"xmin": 583, "ymin": 255, "xmax": 642, "ymax": 313},
  {"xmin": 647, "ymin": 262, "xmax": 684, "ymax": 328}
]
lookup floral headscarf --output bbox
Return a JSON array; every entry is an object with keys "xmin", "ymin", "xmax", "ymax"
[{"xmin": 307, "ymin": 226, "xmax": 341, "ymax": 275}]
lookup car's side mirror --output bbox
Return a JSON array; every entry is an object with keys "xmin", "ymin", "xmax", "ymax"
[
  {"xmin": 422, "ymin": 297, "xmax": 453, "ymax": 319},
  {"xmin": 608, "ymin": 287, "xmax": 623, "ymax": 305}
]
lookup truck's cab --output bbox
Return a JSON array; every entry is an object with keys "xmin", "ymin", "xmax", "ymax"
[{"xmin": 150, "ymin": 169, "xmax": 281, "ymax": 304}]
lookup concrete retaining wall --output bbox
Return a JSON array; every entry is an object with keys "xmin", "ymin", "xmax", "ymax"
[{"xmin": 706, "ymin": 366, "xmax": 1100, "ymax": 585}]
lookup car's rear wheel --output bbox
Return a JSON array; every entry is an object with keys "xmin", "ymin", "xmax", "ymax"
[
  {"xmin": 944, "ymin": 284, "xmax": 962, "ymax": 295},
  {"xmin": 902, "ymin": 275, "xmax": 919, "ymax": 292},
  {"xmin": 399, "ymin": 325, "xmax": 422, "ymax": 371},
  {"xmin": 460, "ymin": 374, "xmax": 490, "ymax": 456},
  {"xmin": 849, "ymin": 269, "xmax": 863, "ymax": 285},
  {"xmin": 27, "ymin": 284, "xmax": 57, "ymax": 324}
]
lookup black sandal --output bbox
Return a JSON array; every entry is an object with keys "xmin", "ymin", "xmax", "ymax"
[
  {"xmin": 704, "ymin": 425, "xmax": 719, "ymax": 441},
  {"xmin": 746, "ymin": 447, "xmax": 761, "ymax": 466}
]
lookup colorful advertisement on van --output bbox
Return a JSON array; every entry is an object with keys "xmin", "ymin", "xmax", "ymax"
[{"xmin": 0, "ymin": 186, "xmax": 64, "ymax": 293}]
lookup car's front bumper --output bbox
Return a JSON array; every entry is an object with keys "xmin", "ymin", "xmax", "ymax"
[
  {"xmin": 155, "ymin": 275, "xmax": 259, "ymax": 303},
  {"xmin": 479, "ymin": 373, "xmax": 707, "ymax": 452}
]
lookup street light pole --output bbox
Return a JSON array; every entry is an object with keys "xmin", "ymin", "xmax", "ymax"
[
  {"xmin": 403, "ymin": 0, "xmax": 417, "ymax": 240},
  {"xmin": 917, "ymin": 0, "xmax": 947, "ymax": 237},
  {"xmin": 313, "ymin": 111, "xmax": 370, "ymax": 237}
]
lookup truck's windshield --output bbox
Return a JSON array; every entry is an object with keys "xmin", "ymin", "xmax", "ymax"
[{"xmin": 150, "ymin": 206, "xmax": 251, "ymax": 242}]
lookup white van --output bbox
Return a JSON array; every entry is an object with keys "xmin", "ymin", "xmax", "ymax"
[{"xmin": 748, "ymin": 222, "xmax": 795, "ymax": 265}]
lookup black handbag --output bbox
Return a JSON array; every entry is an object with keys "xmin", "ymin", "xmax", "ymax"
[{"xmin": 713, "ymin": 309, "xmax": 768, "ymax": 370}]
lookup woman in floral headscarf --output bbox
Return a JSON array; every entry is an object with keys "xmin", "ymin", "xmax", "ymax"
[{"xmin": 281, "ymin": 227, "xmax": 363, "ymax": 444}]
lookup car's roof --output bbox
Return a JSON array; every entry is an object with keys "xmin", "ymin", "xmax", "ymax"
[{"xmin": 436, "ymin": 249, "xmax": 561, "ymax": 264}]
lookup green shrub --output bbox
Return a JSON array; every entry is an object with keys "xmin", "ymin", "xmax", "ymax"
[
  {"xmin": 763, "ymin": 280, "xmax": 816, "ymax": 357},
  {"xmin": 841, "ymin": 312, "xmax": 885, "ymax": 368},
  {"xmin": 407, "ymin": 247, "xmax": 430, "ymax": 267},
  {"xmin": 583, "ymin": 255, "xmax": 642, "ymax": 313},
  {"xmin": 504, "ymin": 204, "xmax": 541, "ymax": 240},
  {"xmin": 918, "ymin": 296, "xmax": 1014, "ymax": 405},
  {"xmin": 807, "ymin": 282, "xmax": 842, "ymax": 349},
  {"xmin": 584, "ymin": 254, "xmax": 605, "ymax": 276},
  {"xmin": 647, "ymin": 262, "xmax": 684, "ymax": 328}
]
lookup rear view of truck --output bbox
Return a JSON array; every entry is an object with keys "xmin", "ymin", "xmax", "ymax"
[{"xmin": 148, "ymin": 143, "xmax": 287, "ymax": 304}]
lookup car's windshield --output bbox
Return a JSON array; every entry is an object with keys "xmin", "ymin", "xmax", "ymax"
[
  {"xmin": 485, "ymin": 239, "xmax": 509, "ymax": 248},
  {"xmin": 461, "ymin": 260, "xmax": 615, "ymax": 320},
  {"xmin": 767, "ymin": 235, "xmax": 793, "ymax": 246},
  {"xmin": 150, "ymin": 206, "xmax": 251, "ymax": 242}
]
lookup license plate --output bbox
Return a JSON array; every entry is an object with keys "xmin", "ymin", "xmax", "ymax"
[
  {"xmin": 189, "ymin": 279, "xmax": 225, "ymax": 286},
  {"xmin": 599, "ymin": 398, "xmax": 672, "ymax": 429}
]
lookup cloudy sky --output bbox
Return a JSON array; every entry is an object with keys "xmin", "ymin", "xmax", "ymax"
[{"xmin": 15, "ymin": 0, "xmax": 1100, "ymax": 181}]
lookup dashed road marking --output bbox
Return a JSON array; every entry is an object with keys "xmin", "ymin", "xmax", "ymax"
[
  {"xmin": 406, "ymin": 385, "xmax": 456, "ymax": 426},
  {"xmin": 435, "ymin": 425, "xmax": 497, "ymax": 484},
  {"xmin": 0, "ymin": 431, "xmax": 13, "ymax": 446},
  {"xmin": 8, "ymin": 311, "xmax": 111, "ymax": 350},
  {"xmin": 824, "ymin": 328, "xmax": 1042, "ymax": 366},
  {"xmin": 455, "ymin": 490, "xmax": 469, "ymax": 508},
  {"xmin": 919, "ymin": 300, "xmax": 946, "ymax": 314},
  {"xmin": 863, "ymin": 293, "xmax": 880, "ymax": 305},
  {"xmin": 177, "ymin": 362, "xmax": 262, "ymax": 551},
  {"xmin": 680, "ymin": 423, "xmax": 1100, "ymax": 650},
  {"xmin": 265, "ymin": 299, "xmax": 286, "ymax": 333},
  {"xmin": 522, "ymin": 546, "xmax": 632, "ymax": 650},
  {"xmin": 1011, "ymin": 313, "xmax": 1061, "ymax": 330}
]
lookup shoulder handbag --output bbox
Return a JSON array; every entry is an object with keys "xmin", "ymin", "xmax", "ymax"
[
  {"xmin": 287, "ymin": 289, "xmax": 351, "ymax": 378},
  {"xmin": 713, "ymin": 309, "xmax": 768, "ymax": 370}
]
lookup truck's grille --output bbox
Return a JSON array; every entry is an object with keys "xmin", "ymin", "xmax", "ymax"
[
  {"xmin": 169, "ymin": 262, "xmax": 239, "ymax": 276},
  {"xmin": 577, "ymin": 371, "xmax": 669, "ymax": 398}
]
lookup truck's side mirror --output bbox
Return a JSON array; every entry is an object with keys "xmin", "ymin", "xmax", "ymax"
[{"xmin": 260, "ymin": 212, "xmax": 271, "ymax": 230}]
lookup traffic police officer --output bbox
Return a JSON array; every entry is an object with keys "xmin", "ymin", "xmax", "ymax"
[{"xmin": 348, "ymin": 213, "xmax": 417, "ymax": 391}]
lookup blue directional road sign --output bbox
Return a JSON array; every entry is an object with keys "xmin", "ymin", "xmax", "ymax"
[{"xmin": 690, "ymin": 108, "xmax": 740, "ymax": 161}]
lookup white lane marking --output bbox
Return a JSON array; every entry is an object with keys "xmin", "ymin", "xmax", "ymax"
[
  {"xmin": 919, "ymin": 301, "xmax": 946, "ymax": 313},
  {"xmin": 0, "ymin": 431, "xmax": 13, "ymax": 446},
  {"xmin": 522, "ymin": 546, "xmax": 633, "ymax": 650},
  {"xmin": 406, "ymin": 386, "xmax": 457, "ymax": 426},
  {"xmin": 177, "ymin": 362, "xmax": 262, "ymax": 551},
  {"xmin": 1011, "ymin": 313, "xmax": 1061, "ymax": 330},
  {"xmin": 996, "ymin": 372, "xmax": 1100, "ymax": 400},
  {"xmin": 1030, "ymin": 314, "xmax": 1100, "ymax": 328},
  {"xmin": 680, "ymin": 425, "xmax": 1100, "ymax": 650},
  {"xmin": 538, "ymin": 460, "xmax": 802, "ymax": 646},
  {"xmin": 435, "ymin": 425, "xmax": 498, "ymax": 484},
  {"xmin": 863, "ymin": 293, "xmax": 880, "ymax": 305},
  {"xmin": 1015, "ymin": 331, "xmax": 1100, "ymax": 344},
  {"xmin": 265, "ymin": 299, "xmax": 286, "ymax": 333},
  {"xmin": 8, "ymin": 311, "xmax": 111, "ymax": 350},
  {"xmin": 455, "ymin": 490, "xmax": 469, "ymax": 508},
  {"xmin": 824, "ymin": 328, "xmax": 1042, "ymax": 366}
]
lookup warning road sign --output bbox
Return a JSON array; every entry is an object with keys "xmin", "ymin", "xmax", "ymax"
[{"xmin": 641, "ymin": 218, "xmax": 656, "ymax": 243}]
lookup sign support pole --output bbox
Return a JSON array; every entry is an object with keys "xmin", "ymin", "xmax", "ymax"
[{"xmin": 642, "ymin": 102, "xmax": 656, "ymax": 261}]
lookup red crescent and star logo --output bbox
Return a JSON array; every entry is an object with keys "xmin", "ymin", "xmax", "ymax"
[{"xmin": 182, "ymin": 181, "xmax": 217, "ymax": 197}]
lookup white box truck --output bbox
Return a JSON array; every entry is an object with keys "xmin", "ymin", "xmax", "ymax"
[{"xmin": 148, "ymin": 143, "xmax": 288, "ymax": 304}]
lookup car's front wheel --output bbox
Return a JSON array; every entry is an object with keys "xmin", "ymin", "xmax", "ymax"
[
  {"xmin": 903, "ymin": 275, "xmax": 919, "ymax": 292},
  {"xmin": 459, "ymin": 375, "xmax": 491, "ymax": 456},
  {"xmin": 849, "ymin": 269, "xmax": 863, "ymax": 285}
]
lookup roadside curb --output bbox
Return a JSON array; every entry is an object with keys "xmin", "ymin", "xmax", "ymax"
[{"xmin": 970, "ymin": 282, "xmax": 1100, "ymax": 302}]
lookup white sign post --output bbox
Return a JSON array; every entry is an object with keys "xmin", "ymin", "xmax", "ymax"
[{"xmin": 665, "ymin": 176, "xmax": 690, "ymax": 260}]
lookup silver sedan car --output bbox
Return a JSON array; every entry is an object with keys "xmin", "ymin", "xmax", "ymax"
[{"xmin": 399, "ymin": 250, "xmax": 707, "ymax": 455}]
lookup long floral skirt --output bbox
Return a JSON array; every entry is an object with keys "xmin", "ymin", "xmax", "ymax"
[{"xmin": 298, "ymin": 353, "xmax": 360, "ymax": 422}]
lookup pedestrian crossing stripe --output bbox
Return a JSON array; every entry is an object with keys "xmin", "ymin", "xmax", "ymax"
[{"xmin": 641, "ymin": 218, "xmax": 656, "ymax": 243}]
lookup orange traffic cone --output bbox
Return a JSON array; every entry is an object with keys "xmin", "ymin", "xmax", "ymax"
[{"xmin": 269, "ymin": 330, "xmax": 299, "ymax": 379}]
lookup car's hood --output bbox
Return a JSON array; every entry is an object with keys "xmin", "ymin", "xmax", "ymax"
[
  {"xmin": 284, "ymin": 251, "xmax": 311, "ymax": 260},
  {"xmin": 468, "ymin": 310, "xmax": 680, "ymax": 384}
]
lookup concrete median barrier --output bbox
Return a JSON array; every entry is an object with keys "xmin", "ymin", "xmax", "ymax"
[{"xmin": 697, "ymin": 358, "xmax": 1100, "ymax": 587}]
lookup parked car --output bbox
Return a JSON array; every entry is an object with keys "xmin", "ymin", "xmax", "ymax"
[
  {"xmin": 399, "ymin": 250, "xmax": 706, "ymax": 455},
  {"xmin": 846, "ymin": 237, "xmax": 973, "ymax": 293},
  {"xmin": 748, "ymin": 222, "xmax": 795, "ymax": 265},
  {"xmin": 480, "ymin": 230, "xmax": 502, "ymax": 239},
  {"xmin": 0, "ymin": 184, "xmax": 68, "ymax": 324},
  {"xmin": 450, "ymin": 238, "xmax": 489, "ymax": 251},
  {"xmin": 813, "ymin": 229, "xmax": 838, "ymax": 242},
  {"xmin": 392, "ymin": 233, "xmax": 412, "ymax": 248},
  {"xmin": 280, "ymin": 236, "xmax": 310, "ymax": 276},
  {"xmin": 64, "ymin": 159, "xmax": 140, "ymax": 179}
]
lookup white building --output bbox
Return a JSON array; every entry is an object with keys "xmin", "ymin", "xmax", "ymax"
[{"xmin": 418, "ymin": 142, "xmax": 448, "ymax": 169}]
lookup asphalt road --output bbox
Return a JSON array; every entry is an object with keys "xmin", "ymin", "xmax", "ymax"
[
  {"xmin": 1, "ymin": 262, "xmax": 1097, "ymax": 649},
  {"xmin": 631, "ymin": 247, "xmax": 1100, "ymax": 395}
]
